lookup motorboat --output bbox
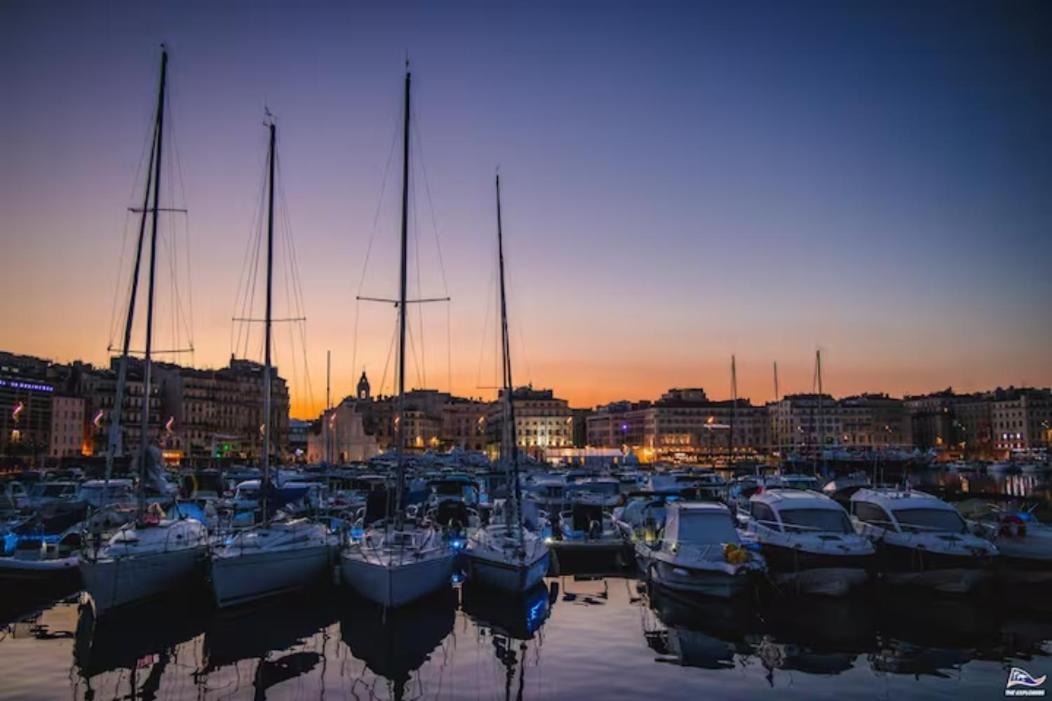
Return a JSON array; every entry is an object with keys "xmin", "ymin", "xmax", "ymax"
[
  {"xmin": 636, "ymin": 502, "xmax": 764, "ymax": 597},
  {"xmin": 554, "ymin": 502, "xmax": 623, "ymax": 553},
  {"xmin": 850, "ymin": 488, "xmax": 996, "ymax": 594},
  {"xmin": 0, "ymin": 506, "xmax": 85, "ymax": 586},
  {"xmin": 744, "ymin": 489, "xmax": 874, "ymax": 596},
  {"xmin": 613, "ymin": 495, "xmax": 672, "ymax": 544},
  {"xmin": 958, "ymin": 501, "xmax": 1052, "ymax": 585}
]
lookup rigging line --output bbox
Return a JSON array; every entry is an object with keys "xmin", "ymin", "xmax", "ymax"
[
  {"xmin": 446, "ymin": 302, "xmax": 452, "ymax": 395},
  {"xmin": 474, "ymin": 261, "xmax": 498, "ymax": 393},
  {"xmin": 167, "ymin": 94, "xmax": 196, "ymax": 351},
  {"xmin": 410, "ymin": 158, "xmax": 426, "ymax": 388},
  {"xmin": 354, "ymin": 102, "xmax": 402, "ymax": 298},
  {"xmin": 406, "ymin": 300, "xmax": 423, "ymax": 390},
  {"xmin": 109, "ymin": 91, "xmax": 159, "ymax": 348},
  {"xmin": 276, "ymin": 155, "xmax": 315, "ymax": 416},
  {"xmin": 377, "ymin": 313, "xmax": 399, "ymax": 406},
  {"xmin": 239, "ymin": 145, "xmax": 270, "ymax": 360},
  {"xmin": 410, "ymin": 109, "xmax": 450, "ymax": 297},
  {"xmin": 233, "ymin": 133, "xmax": 269, "ymax": 357}
]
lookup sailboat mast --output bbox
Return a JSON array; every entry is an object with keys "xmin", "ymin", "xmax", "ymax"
[
  {"xmin": 814, "ymin": 349, "xmax": 823, "ymax": 473},
  {"xmin": 138, "ymin": 46, "xmax": 167, "ymax": 519},
  {"xmin": 773, "ymin": 361, "xmax": 779, "ymax": 401},
  {"xmin": 395, "ymin": 68, "xmax": 411, "ymax": 527},
  {"xmin": 106, "ymin": 90, "xmax": 158, "ymax": 484},
  {"xmin": 261, "ymin": 120, "xmax": 276, "ymax": 523},
  {"xmin": 496, "ymin": 173, "xmax": 524, "ymax": 545},
  {"xmin": 728, "ymin": 355, "xmax": 737, "ymax": 465}
]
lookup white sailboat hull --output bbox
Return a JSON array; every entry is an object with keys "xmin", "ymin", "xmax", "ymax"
[
  {"xmin": 211, "ymin": 543, "xmax": 334, "ymax": 608},
  {"xmin": 464, "ymin": 547, "xmax": 549, "ymax": 593},
  {"xmin": 79, "ymin": 545, "xmax": 206, "ymax": 617},
  {"xmin": 340, "ymin": 548, "xmax": 455, "ymax": 608}
]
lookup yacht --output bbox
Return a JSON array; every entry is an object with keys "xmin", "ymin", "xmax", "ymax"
[
  {"xmin": 339, "ymin": 67, "xmax": 455, "ymax": 607},
  {"xmin": 959, "ymin": 503, "xmax": 1052, "ymax": 586},
  {"xmin": 850, "ymin": 488, "xmax": 996, "ymax": 593},
  {"xmin": 636, "ymin": 502, "xmax": 765, "ymax": 597},
  {"xmin": 462, "ymin": 173, "xmax": 550, "ymax": 593},
  {"xmin": 744, "ymin": 489, "xmax": 874, "ymax": 596},
  {"xmin": 79, "ymin": 47, "xmax": 207, "ymax": 616},
  {"xmin": 209, "ymin": 117, "xmax": 335, "ymax": 608}
]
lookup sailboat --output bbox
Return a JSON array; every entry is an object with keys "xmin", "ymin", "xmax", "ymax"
[
  {"xmin": 462, "ymin": 173, "xmax": 550, "ymax": 593},
  {"xmin": 79, "ymin": 46, "xmax": 208, "ymax": 617},
  {"xmin": 339, "ymin": 67, "xmax": 456, "ymax": 607},
  {"xmin": 209, "ymin": 117, "xmax": 334, "ymax": 609}
]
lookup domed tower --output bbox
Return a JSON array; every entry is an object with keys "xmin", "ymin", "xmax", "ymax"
[{"xmin": 356, "ymin": 370, "xmax": 371, "ymax": 401}]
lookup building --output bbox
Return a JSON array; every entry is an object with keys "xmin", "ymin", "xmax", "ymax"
[
  {"xmin": 488, "ymin": 386, "xmax": 573, "ymax": 459},
  {"xmin": 441, "ymin": 399, "xmax": 489, "ymax": 451},
  {"xmin": 0, "ymin": 373, "xmax": 55, "ymax": 462},
  {"xmin": 153, "ymin": 357, "xmax": 290, "ymax": 461},
  {"xmin": 990, "ymin": 387, "xmax": 1052, "ymax": 454},
  {"xmin": 309, "ymin": 400, "xmax": 380, "ymax": 463},
  {"xmin": 768, "ymin": 394, "xmax": 841, "ymax": 457},
  {"xmin": 586, "ymin": 389, "xmax": 770, "ymax": 462},
  {"xmin": 49, "ymin": 395, "xmax": 85, "ymax": 458},
  {"xmin": 839, "ymin": 394, "xmax": 910, "ymax": 448}
]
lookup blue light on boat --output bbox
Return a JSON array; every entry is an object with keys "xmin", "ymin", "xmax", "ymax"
[
  {"xmin": 451, "ymin": 571, "xmax": 464, "ymax": 584},
  {"xmin": 449, "ymin": 538, "xmax": 466, "ymax": 550}
]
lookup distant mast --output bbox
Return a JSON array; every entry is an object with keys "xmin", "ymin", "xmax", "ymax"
[
  {"xmin": 496, "ymin": 173, "xmax": 525, "ymax": 547},
  {"xmin": 813, "ymin": 349, "xmax": 824, "ymax": 474},
  {"xmin": 728, "ymin": 355, "xmax": 737, "ymax": 466}
]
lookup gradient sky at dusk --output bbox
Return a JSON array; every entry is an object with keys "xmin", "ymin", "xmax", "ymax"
[{"xmin": 2, "ymin": 1, "xmax": 1050, "ymax": 418}]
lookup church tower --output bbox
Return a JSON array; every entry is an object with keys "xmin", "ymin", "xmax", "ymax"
[{"xmin": 356, "ymin": 370, "xmax": 371, "ymax": 401}]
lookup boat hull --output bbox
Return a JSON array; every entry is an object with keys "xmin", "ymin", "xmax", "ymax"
[
  {"xmin": 875, "ymin": 542, "xmax": 993, "ymax": 594},
  {"xmin": 340, "ymin": 549, "xmax": 455, "ymax": 608},
  {"xmin": 211, "ymin": 544, "xmax": 334, "ymax": 608},
  {"xmin": 79, "ymin": 545, "xmax": 206, "ymax": 617},
  {"xmin": 760, "ymin": 544, "xmax": 872, "ymax": 596},
  {"xmin": 463, "ymin": 548, "xmax": 549, "ymax": 593},
  {"xmin": 0, "ymin": 555, "xmax": 81, "ymax": 586},
  {"xmin": 648, "ymin": 558, "xmax": 755, "ymax": 598}
]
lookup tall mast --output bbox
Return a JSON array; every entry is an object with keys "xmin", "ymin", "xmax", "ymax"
[
  {"xmin": 728, "ymin": 355, "xmax": 737, "ymax": 465},
  {"xmin": 773, "ymin": 361, "xmax": 779, "ymax": 401},
  {"xmin": 394, "ymin": 67, "xmax": 411, "ymax": 528},
  {"xmin": 496, "ymin": 173, "xmax": 524, "ymax": 546},
  {"xmin": 261, "ymin": 119, "xmax": 276, "ymax": 523},
  {"xmin": 106, "ymin": 56, "xmax": 159, "ymax": 483},
  {"xmin": 137, "ymin": 46, "xmax": 167, "ymax": 519},
  {"xmin": 814, "ymin": 349, "xmax": 823, "ymax": 473}
]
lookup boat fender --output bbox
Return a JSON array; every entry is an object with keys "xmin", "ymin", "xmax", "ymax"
[{"xmin": 1000, "ymin": 514, "xmax": 1026, "ymax": 538}]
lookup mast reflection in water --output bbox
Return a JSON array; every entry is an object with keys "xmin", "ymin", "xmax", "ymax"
[{"xmin": 3, "ymin": 574, "xmax": 1052, "ymax": 699}]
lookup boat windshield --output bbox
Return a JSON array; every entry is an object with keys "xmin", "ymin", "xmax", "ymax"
[
  {"xmin": 677, "ymin": 512, "xmax": 738, "ymax": 544},
  {"xmin": 894, "ymin": 508, "xmax": 966, "ymax": 534},
  {"xmin": 779, "ymin": 508, "xmax": 853, "ymax": 534},
  {"xmin": 574, "ymin": 482, "xmax": 619, "ymax": 496}
]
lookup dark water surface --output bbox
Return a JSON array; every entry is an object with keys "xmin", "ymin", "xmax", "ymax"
[{"xmin": 1, "ymin": 573, "xmax": 1050, "ymax": 700}]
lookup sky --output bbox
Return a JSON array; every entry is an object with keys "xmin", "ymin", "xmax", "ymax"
[{"xmin": 1, "ymin": 1, "xmax": 1050, "ymax": 419}]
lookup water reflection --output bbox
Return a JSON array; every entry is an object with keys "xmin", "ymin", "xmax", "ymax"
[
  {"xmin": 461, "ymin": 583, "xmax": 552, "ymax": 701},
  {"xmin": 6, "ymin": 574, "xmax": 1052, "ymax": 699},
  {"xmin": 339, "ymin": 588, "xmax": 457, "ymax": 700}
]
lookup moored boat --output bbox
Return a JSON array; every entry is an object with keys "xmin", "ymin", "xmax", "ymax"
[
  {"xmin": 637, "ymin": 501, "xmax": 764, "ymax": 598},
  {"xmin": 850, "ymin": 488, "xmax": 996, "ymax": 594},
  {"xmin": 745, "ymin": 488, "xmax": 873, "ymax": 596}
]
